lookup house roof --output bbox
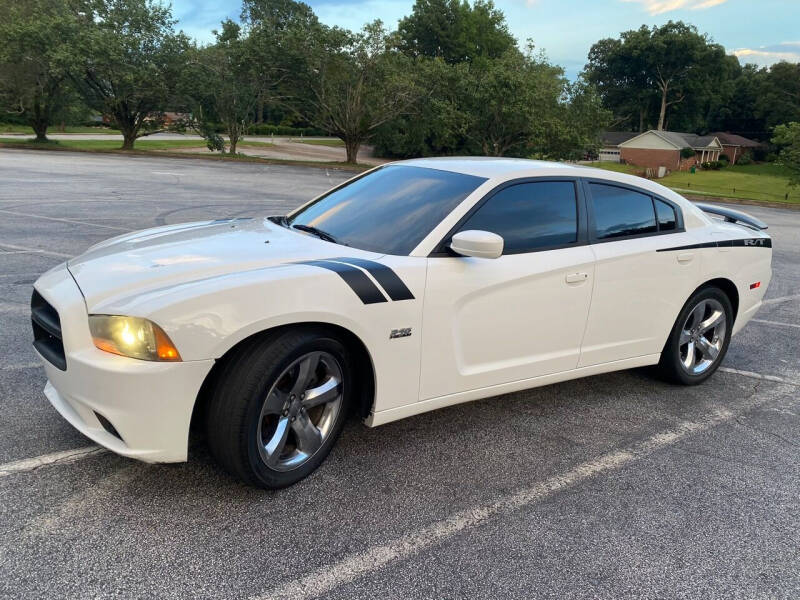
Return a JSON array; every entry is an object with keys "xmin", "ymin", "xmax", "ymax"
[
  {"xmin": 619, "ymin": 130, "xmax": 722, "ymax": 150},
  {"xmin": 600, "ymin": 131, "xmax": 638, "ymax": 147},
  {"xmin": 710, "ymin": 132, "xmax": 762, "ymax": 147}
]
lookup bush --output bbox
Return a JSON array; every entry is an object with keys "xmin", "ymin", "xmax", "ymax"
[
  {"xmin": 680, "ymin": 147, "xmax": 695, "ymax": 159},
  {"xmin": 736, "ymin": 153, "xmax": 752, "ymax": 165},
  {"xmin": 247, "ymin": 124, "xmax": 327, "ymax": 137},
  {"xmin": 717, "ymin": 153, "xmax": 729, "ymax": 164},
  {"xmin": 701, "ymin": 161, "xmax": 722, "ymax": 170}
]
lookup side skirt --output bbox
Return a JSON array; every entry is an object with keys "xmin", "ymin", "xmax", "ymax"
[{"xmin": 365, "ymin": 354, "xmax": 662, "ymax": 427}]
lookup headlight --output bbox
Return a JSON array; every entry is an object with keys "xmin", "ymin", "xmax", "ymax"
[{"xmin": 88, "ymin": 315, "xmax": 181, "ymax": 362}]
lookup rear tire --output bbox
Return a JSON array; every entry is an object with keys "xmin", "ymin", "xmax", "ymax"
[
  {"xmin": 658, "ymin": 286, "xmax": 733, "ymax": 385},
  {"xmin": 205, "ymin": 328, "xmax": 352, "ymax": 489}
]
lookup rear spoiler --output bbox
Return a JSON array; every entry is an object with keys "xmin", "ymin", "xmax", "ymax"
[{"xmin": 694, "ymin": 203, "xmax": 768, "ymax": 231}]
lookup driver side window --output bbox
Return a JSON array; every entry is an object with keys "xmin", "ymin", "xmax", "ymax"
[{"xmin": 457, "ymin": 181, "xmax": 579, "ymax": 254}]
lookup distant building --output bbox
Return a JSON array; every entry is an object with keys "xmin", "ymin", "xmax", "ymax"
[
  {"xmin": 618, "ymin": 130, "xmax": 723, "ymax": 171},
  {"xmin": 710, "ymin": 132, "xmax": 763, "ymax": 165},
  {"xmin": 598, "ymin": 132, "xmax": 638, "ymax": 163}
]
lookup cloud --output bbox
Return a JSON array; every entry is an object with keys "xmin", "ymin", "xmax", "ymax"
[
  {"xmin": 623, "ymin": 0, "xmax": 728, "ymax": 15},
  {"xmin": 731, "ymin": 47, "xmax": 800, "ymax": 66}
]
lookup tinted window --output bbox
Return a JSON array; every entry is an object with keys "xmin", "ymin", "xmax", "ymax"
[
  {"xmin": 457, "ymin": 181, "xmax": 578, "ymax": 253},
  {"xmin": 655, "ymin": 199, "xmax": 677, "ymax": 231},
  {"xmin": 590, "ymin": 183, "xmax": 657, "ymax": 239},
  {"xmin": 288, "ymin": 165, "xmax": 485, "ymax": 255}
]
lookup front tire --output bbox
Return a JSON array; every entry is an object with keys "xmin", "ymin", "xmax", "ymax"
[
  {"xmin": 205, "ymin": 328, "xmax": 352, "ymax": 489},
  {"xmin": 658, "ymin": 286, "xmax": 733, "ymax": 385}
]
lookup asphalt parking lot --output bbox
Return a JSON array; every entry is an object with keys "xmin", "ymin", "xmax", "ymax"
[{"xmin": 0, "ymin": 149, "xmax": 798, "ymax": 599}]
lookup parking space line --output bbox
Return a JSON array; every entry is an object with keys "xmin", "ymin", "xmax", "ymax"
[
  {"xmin": 0, "ymin": 209, "xmax": 132, "ymax": 232},
  {"xmin": 255, "ymin": 398, "xmax": 772, "ymax": 600},
  {"xmin": 761, "ymin": 294, "xmax": 800, "ymax": 306},
  {"xmin": 0, "ymin": 446, "xmax": 106, "ymax": 478},
  {"xmin": 719, "ymin": 367, "xmax": 798, "ymax": 386},
  {"xmin": 752, "ymin": 318, "xmax": 800, "ymax": 329},
  {"xmin": 0, "ymin": 243, "xmax": 72, "ymax": 258},
  {"xmin": 0, "ymin": 302, "xmax": 27, "ymax": 314},
  {"xmin": 1, "ymin": 362, "xmax": 42, "ymax": 371}
]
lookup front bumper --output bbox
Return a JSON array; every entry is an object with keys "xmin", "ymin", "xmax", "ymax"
[{"xmin": 33, "ymin": 264, "xmax": 214, "ymax": 463}]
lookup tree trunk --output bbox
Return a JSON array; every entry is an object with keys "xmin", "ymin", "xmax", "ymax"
[
  {"xmin": 228, "ymin": 124, "xmax": 239, "ymax": 154},
  {"xmin": 344, "ymin": 138, "xmax": 360, "ymax": 164},
  {"xmin": 638, "ymin": 107, "xmax": 646, "ymax": 132},
  {"xmin": 121, "ymin": 130, "xmax": 136, "ymax": 150},
  {"xmin": 32, "ymin": 119, "xmax": 49, "ymax": 143},
  {"xmin": 657, "ymin": 87, "xmax": 668, "ymax": 131}
]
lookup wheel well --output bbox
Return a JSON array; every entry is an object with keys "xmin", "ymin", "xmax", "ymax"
[
  {"xmin": 190, "ymin": 323, "xmax": 376, "ymax": 433},
  {"xmin": 697, "ymin": 278, "xmax": 739, "ymax": 323}
]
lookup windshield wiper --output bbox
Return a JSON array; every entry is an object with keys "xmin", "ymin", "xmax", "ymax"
[{"xmin": 291, "ymin": 223, "xmax": 339, "ymax": 244}]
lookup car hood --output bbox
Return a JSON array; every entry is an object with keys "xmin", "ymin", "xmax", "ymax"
[{"xmin": 68, "ymin": 217, "xmax": 382, "ymax": 310}]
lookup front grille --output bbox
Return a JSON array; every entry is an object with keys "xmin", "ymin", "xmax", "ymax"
[{"xmin": 31, "ymin": 290, "xmax": 66, "ymax": 371}]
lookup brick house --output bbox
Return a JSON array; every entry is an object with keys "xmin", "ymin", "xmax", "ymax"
[
  {"xmin": 618, "ymin": 130, "xmax": 723, "ymax": 171},
  {"xmin": 710, "ymin": 132, "xmax": 762, "ymax": 164}
]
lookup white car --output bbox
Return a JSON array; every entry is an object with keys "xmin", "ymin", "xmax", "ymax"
[{"xmin": 32, "ymin": 158, "xmax": 772, "ymax": 488}]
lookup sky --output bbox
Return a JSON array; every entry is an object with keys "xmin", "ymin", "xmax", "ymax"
[{"xmin": 172, "ymin": 0, "xmax": 800, "ymax": 79}]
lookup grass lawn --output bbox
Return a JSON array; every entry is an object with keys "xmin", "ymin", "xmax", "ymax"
[
  {"xmin": 0, "ymin": 124, "xmax": 118, "ymax": 135},
  {"xmin": 293, "ymin": 138, "xmax": 344, "ymax": 147},
  {"xmin": 0, "ymin": 136, "xmax": 364, "ymax": 171},
  {"xmin": 586, "ymin": 161, "xmax": 799, "ymax": 205},
  {"xmin": 0, "ymin": 137, "xmax": 274, "ymax": 151}
]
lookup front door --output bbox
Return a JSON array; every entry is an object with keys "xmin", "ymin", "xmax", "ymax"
[{"xmin": 419, "ymin": 180, "xmax": 595, "ymax": 400}]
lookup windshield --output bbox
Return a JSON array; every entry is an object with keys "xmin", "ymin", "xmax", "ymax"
[{"xmin": 286, "ymin": 165, "xmax": 486, "ymax": 255}]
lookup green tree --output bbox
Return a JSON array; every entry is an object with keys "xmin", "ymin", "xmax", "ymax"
[
  {"xmin": 0, "ymin": 0, "xmax": 81, "ymax": 141},
  {"xmin": 772, "ymin": 122, "xmax": 800, "ymax": 186},
  {"xmin": 182, "ymin": 20, "xmax": 271, "ymax": 154},
  {"xmin": 756, "ymin": 62, "xmax": 800, "ymax": 131},
  {"xmin": 301, "ymin": 21, "xmax": 422, "ymax": 163},
  {"xmin": 585, "ymin": 21, "xmax": 726, "ymax": 132},
  {"xmin": 73, "ymin": 0, "xmax": 188, "ymax": 150},
  {"xmin": 397, "ymin": 0, "xmax": 515, "ymax": 64}
]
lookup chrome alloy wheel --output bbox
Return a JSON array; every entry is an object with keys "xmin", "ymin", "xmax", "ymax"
[
  {"xmin": 679, "ymin": 298, "xmax": 727, "ymax": 376},
  {"xmin": 257, "ymin": 351, "xmax": 343, "ymax": 471}
]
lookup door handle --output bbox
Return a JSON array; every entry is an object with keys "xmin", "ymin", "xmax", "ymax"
[
  {"xmin": 677, "ymin": 252, "xmax": 694, "ymax": 264},
  {"xmin": 565, "ymin": 272, "xmax": 589, "ymax": 284}
]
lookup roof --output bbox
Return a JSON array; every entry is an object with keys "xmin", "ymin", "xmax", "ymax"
[
  {"xmin": 620, "ymin": 130, "xmax": 722, "ymax": 150},
  {"xmin": 397, "ymin": 157, "xmax": 575, "ymax": 178},
  {"xmin": 600, "ymin": 131, "xmax": 638, "ymax": 147},
  {"xmin": 710, "ymin": 132, "xmax": 763, "ymax": 147}
]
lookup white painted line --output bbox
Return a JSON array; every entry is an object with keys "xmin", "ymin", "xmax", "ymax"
[
  {"xmin": 761, "ymin": 294, "xmax": 800, "ymax": 306},
  {"xmin": 255, "ymin": 404, "xmax": 759, "ymax": 600},
  {"xmin": 0, "ymin": 302, "xmax": 27, "ymax": 314},
  {"xmin": 0, "ymin": 209, "xmax": 131, "ymax": 232},
  {"xmin": 1, "ymin": 362, "xmax": 42, "ymax": 371},
  {"xmin": 0, "ymin": 243, "xmax": 71, "ymax": 258},
  {"xmin": 752, "ymin": 318, "xmax": 800, "ymax": 329},
  {"xmin": 719, "ymin": 367, "xmax": 798, "ymax": 386},
  {"xmin": 0, "ymin": 446, "xmax": 106, "ymax": 478}
]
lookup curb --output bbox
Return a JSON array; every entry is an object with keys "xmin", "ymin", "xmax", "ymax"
[{"xmin": 0, "ymin": 142, "xmax": 368, "ymax": 173}]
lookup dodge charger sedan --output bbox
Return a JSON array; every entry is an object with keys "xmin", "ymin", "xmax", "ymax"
[{"xmin": 32, "ymin": 158, "xmax": 772, "ymax": 488}]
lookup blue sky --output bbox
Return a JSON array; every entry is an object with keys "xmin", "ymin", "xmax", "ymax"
[{"xmin": 172, "ymin": 0, "xmax": 800, "ymax": 79}]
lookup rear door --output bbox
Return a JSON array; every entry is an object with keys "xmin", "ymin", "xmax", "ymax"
[
  {"xmin": 578, "ymin": 181, "xmax": 701, "ymax": 367},
  {"xmin": 419, "ymin": 179, "xmax": 595, "ymax": 400}
]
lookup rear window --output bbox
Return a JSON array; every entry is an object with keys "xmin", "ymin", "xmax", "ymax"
[
  {"xmin": 288, "ymin": 165, "xmax": 486, "ymax": 255},
  {"xmin": 590, "ymin": 183, "xmax": 657, "ymax": 239}
]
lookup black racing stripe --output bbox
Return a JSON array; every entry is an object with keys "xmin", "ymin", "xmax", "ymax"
[
  {"xmin": 298, "ymin": 260, "xmax": 387, "ymax": 304},
  {"xmin": 657, "ymin": 241, "xmax": 718, "ymax": 252},
  {"xmin": 657, "ymin": 238, "xmax": 771, "ymax": 252},
  {"xmin": 331, "ymin": 257, "xmax": 415, "ymax": 301}
]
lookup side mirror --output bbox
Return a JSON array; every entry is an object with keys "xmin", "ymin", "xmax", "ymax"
[{"xmin": 450, "ymin": 230, "xmax": 504, "ymax": 259}]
